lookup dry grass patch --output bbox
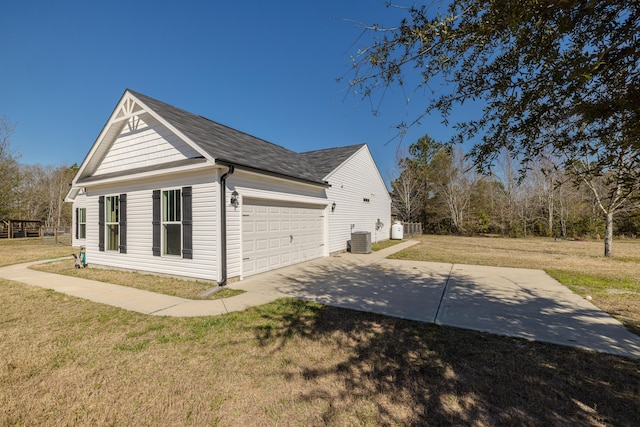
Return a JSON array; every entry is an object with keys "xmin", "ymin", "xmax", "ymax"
[
  {"xmin": 4, "ymin": 236, "xmax": 640, "ymax": 425},
  {"xmin": 1, "ymin": 239, "xmax": 243, "ymax": 299},
  {"xmin": 0, "ymin": 238, "xmax": 72, "ymax": 267},
  {"xmin": 1, "ymin": 281, "xmax": 638, "ymax": 426},
  {"xmin": 393, "ymin": 235, "xmax": 640, "ymax": 279},
  {"xmin": 31, "ymin": 259, "xmax": 244, "ymax": 300},
  {"xmin": 548, "ymin": 269, "xmax": 640, "ymax": 336}
]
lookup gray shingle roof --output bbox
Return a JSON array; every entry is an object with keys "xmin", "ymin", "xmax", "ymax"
[
  {"xmin": 129, "ymin": 90, "xmax": 359, "ymax": 186},
  {"xmin": 299, "ymin": 144, "xmax": 364, "ymax": 179}
]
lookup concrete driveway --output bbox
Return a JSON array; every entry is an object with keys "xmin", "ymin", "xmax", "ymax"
[
  {"xmin": 2, "ymin": 240, "xmax": 640, "ymax": 358},
  {"xmin": 231, "ymin": 241, "xmax": 640, "ymax": 359}
]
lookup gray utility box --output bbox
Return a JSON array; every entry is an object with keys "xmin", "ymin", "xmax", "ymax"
[{"xmin": 350, "ymin": 231, "xmax": 372, "ymax": 254}]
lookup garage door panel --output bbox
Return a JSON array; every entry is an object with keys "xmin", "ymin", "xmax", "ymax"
[
  {"xmin": 269, "ymin": 237, "xmax": 280, "ymax": 249},
  {"xmin": 256, "ymin": 257, "xmax": 269, "ymax": 270},
  {"xmin": 242, "ymin": 199, "xmax": 325, "ymax": 277},
  {"xmin": 243, "ymin": 258, "xmax": 255, "ymax": 273},
  {"xmin": 256, "ymin": 239, "xmax": 268, "ymax": 251}
]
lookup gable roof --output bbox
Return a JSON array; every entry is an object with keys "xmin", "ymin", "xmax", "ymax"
[
  {"xmin": 70, "ymin": 90, "xmax": 373, "ymax": 196},
  {"xmin": 299, "ymin": 144, "xmax": 365, "ymax": 179},
  {"xmin": 128, "ymin": 90, "xmax": 331, "ymax": 185}
]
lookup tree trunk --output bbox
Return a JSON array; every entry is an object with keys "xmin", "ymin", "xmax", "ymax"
[
  {"xmin": 547, "ymin": 192, "xmax": 554, "ymax": 237},
  {"xmin": 604, "ymin": 211, "xmax": 614, "ymax": 257}
]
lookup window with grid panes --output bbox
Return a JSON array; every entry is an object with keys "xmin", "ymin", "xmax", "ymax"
[
  {"xmin": 78, "ymin": 208, "xmax": 86, "ymax": 239},
  {"xmin": 162, "ymin": 189, "xmax": 181, "ymax": 255},
  {"xmin": 105, "ymin": 196, "xmax": 119, "ymax": 251}
]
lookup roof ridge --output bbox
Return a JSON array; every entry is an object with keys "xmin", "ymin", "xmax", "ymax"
[
  {"xmin": 300, "ymin": 143, "xmax": 365, "ymax": 155},
  {"xmin": 125, "ymin": 89, "xmax": 356, "ymax": 185}
]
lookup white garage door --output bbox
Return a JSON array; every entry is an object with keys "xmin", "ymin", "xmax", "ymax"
[{"xmin": 242, "ymin": 199, "xmax": 325, "ymax": 277}]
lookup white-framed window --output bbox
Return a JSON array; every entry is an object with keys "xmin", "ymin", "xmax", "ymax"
[
  {"xmin": 105, "ymin": 196, "xmax": 119, "ymax": 251},
  {"xmin": 78, "ymin": 208, "xmax": 86, "ymax": 239},
  {"xmin": 162, "ymin": 189, "xmax": 181, "ymax": 256}
]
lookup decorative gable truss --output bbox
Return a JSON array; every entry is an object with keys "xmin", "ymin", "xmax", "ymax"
[
  {"xmin": 115, "ymin": 97, "xmax": 144, "ymax": 121},
  {"xmin": 68, "ymin": 91, "xmax": 211, "ymax": 198}
]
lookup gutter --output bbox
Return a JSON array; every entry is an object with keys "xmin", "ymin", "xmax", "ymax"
[
  {"xmin": 214, "ymin": 159, "xmax": 329, "ymax": 188},
  {"xmin": 218, "ymin": 165, "xmax": 235, "ymax": 286}
]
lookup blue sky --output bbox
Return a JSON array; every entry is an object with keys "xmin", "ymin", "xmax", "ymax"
[{"xmin": 1, "ymin": 0, "xmax": 458, "ymax": 185}]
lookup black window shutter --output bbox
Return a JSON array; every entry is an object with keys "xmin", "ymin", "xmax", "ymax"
[
  {"xmin": 98, "ymin": 196, "xmax": 105, "ymax": 252},
  {"xmin": 75, "ymin": 208, "xmax": 79, "ymax": 239},
  {"xmin": 152, "ymin": 190, "xmax": 161, "ymax": 256},
  {"xmin": 182, "ymin": 186, "xmax": 193, "ymax": 259},
  {"xmin": 119, "ymin": 194, "xmax": 127, "ymax": 254}
]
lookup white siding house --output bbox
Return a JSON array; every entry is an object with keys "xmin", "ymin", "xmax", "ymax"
[
  {"xmin": 66, "ymin": 89, "xmax": 391, "ymax": 283},
  {"xmin": 323, "ymin": 146, "xmax": 391, "ymax": 253}
]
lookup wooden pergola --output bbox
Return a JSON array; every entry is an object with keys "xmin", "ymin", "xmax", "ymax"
[{"xmin": 0, "ymin": 220, "xmax": 42, "ymax": 239}]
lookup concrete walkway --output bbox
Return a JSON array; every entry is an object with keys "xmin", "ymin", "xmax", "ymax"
[
  {"xmin": 2, "ymin": 240, "xmax": 640, "ymax": 359},
  {"xmin": 0, "ymin": 260, "xmax": 279, "ymax": 317}
]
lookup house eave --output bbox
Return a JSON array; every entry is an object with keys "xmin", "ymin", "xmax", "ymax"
[
  {"xmin": 215, "ymin": 159, "xmax": 330, "ymax": 189},
  {"xmin": 75, "ymin": 157, "xmax": 211, "ymax": 188}
]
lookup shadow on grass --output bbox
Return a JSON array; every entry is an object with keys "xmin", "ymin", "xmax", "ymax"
[
  {"xmin": 253, "ymin": 299, "xmax": 640, "ymax": 426},
  {"xmin": 437, "ymin": 266, "xmax": 640, "ymax": 359},
  {"xmin": 247, "ymin": 255, "xmax": 640, "ymax": 356},
  {"xmin": 241, "ymin": 255, "xmax": 640, "ymax": 425}
]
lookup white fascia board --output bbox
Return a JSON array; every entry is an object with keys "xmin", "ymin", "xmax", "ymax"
[
  {"xmin": 232, "ymin": 167, "xmax": 329, "ymax": 191},
  {"xmin": 78, "ymin": 161, "xmax": 215, "ymax": 188},
  {"xmin": 65, "ymin": 186, "xmax": 88, "ymax": 202},
  {"xmin": 237, "ymin": 188, "xmax": 328, "ymax": 206},
  {"xmin": 64, "ymin": 187, "xmax": 80, "ymax": 202}
]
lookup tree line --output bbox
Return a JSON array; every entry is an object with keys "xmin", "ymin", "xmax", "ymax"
[
  {"xmin": 345, "ymin": 0, "xmax": 639, "ymax": 257},
  {"xmin": 391, "ymin": 134, "xmax": 640, "ymax": 242},
  {"xmin": 0, "ymin": 115, "xmax": 75, "ymax": 228}
]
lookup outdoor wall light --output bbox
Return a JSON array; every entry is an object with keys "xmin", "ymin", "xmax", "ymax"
[
  {"xmin": 331, "ymin": 202, "xmax": 336, "ymax": 212},
  {"xmin": 230, "ymin": 190, "xmax": 239, "ymax": 208}
]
